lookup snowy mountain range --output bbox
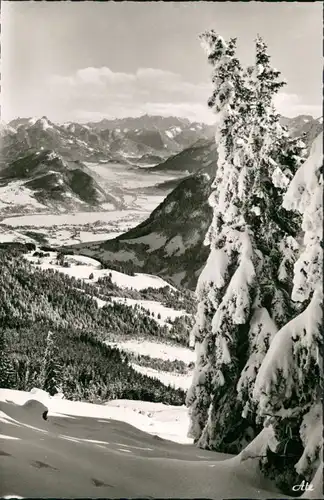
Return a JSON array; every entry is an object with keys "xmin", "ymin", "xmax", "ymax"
[
  {"xmin": 0, "ymin": 115, "xmax": 216, "ymax": 214},
  {"xmin": 1, "ymin": 113, "xmax": 319, "ymax": 216},
  {"xmin": 1, "ymin": 115, "xmax": 212, "ymax": 167}
]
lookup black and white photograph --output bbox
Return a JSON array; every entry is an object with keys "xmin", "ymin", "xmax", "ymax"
[{"xmin": 0, "ymin": 1, "xmax": 322, "ymax": 499}]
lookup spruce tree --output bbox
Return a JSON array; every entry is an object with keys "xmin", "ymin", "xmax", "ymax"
[
  {"xmin": 236, "ymin": 37, "xmax": 305, "ymax": 417},
  {"xmin": 41, "ymin": 330, "xmax": 63, "ymax": 396},
  {"xmin": 186, "ymin": 33, "xmax": 305, "ymax": 454},
  {"xmin": 253, "ymin": 132, "xmax": 323, "ymax": 492}
]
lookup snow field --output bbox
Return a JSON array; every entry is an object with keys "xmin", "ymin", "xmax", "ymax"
[
  {"xmin": 109, "ymin": 296, "xmax": 187, "ymax": 325},
  {"xmin": 0, "ymin": 388, "xmax": 192, "ymax": 444},
  {"xmin": 0, "ymin": 388, "xmax": 305, "ymax": 499},
  {"xmin": 130, "ymin": 363, "xmax": 193, "ymax": 390},
  {"xmin": 106, "ymin": 339, "xmax": 195, "ymax": 364},
  {"xmin": 105, "ymin": 340, "xmax": 195, "ymax": 390},
  {"xmin": 23, "ymin": 250, "xmax": 176, "ymax": 290}
]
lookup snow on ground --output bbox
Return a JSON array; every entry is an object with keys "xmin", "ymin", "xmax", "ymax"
[
  {"xmin": 106, "ymin": 339, "xmax": 195, "ymax": 364},
  {"xmin": 1, "ymin": 210, "xmax": 147, "ymax": 228},
  {"xmin": 109, "ymin": 296, "xmax": 187, "ymax": 324},
  {"xmin": 106, "ymin": 270, "xmax": 176, "ymax": 291},
  {"xmin": 105, "ymin": 339, "xmax": 195, "ymax": 390},
  {"xmin": 165, "ymin": 235, "xmax": 185, "ymax": 255},
  {"xmin": 131, "ymin": 195, "xmax": 166, "ymax": 212},
  {"xmin": 0, "ymin": 389, "xmax": 299, "ymax": 499},
  {"xmin": 0, "ymin": 389, "xmax": 192, "ymax": 444},
  {"xmin": 0, "ymin": 160, "xmax": 178, "ymax": 247},
  {"xmin": 23, "ymin": 251, "xmax": 175, "ymax": 290},
  {"xmin": 85, "ymin": 162, "xmax": 181, "ymax": 190},
  {"xmin": 0, "ymin": 226, "xmax": 35, "ymax": 244},
  {"xmin": 130, "ymin": 363, "xmax": 193, "ymax": 390},
  {"xmin": 125, "ymin": 232, "xmax": 167, "ymax": 252},
  {"xmin": 0, "ymin": 182, "xmax": 47, "ymax": 211},
  {"xmin": 47, "ymin": 230, "xmax": 124, "ymax": 247}
]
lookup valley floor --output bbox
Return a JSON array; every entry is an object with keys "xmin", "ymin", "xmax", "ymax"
[{"xmin": 0, "ymin": 389, "xmax": 291, "ymax": 499}]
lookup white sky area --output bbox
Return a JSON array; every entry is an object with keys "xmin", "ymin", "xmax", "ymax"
[{"xmin": 1, "ymin": 2, "xmax": 322, "ymax": 124}]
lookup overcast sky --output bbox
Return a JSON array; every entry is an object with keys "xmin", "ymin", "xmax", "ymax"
[{"xmin": 1, "ymin": 1, "xmax": 322, "ymax": 124}]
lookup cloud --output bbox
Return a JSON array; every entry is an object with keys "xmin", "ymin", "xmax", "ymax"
[
  {"xmin": 47, "ymin": 66, "xmax": 213, "ymax": 123},
  {"xmin": 46, "ymin": 67, "xmax": 320, "ymax": 124},
  {"xmin": 274, "ymin": 92, "xmax": 321, "ymax": 118}
]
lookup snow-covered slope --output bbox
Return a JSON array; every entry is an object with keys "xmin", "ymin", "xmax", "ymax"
[
  {"xmin": 0, "ymin": 388, "xmax": 294, "ymax": 499},
  {"xmin": 24, "ymin": 251, "xmax": 175, "ymax": 290},
  {"xmin": 0, "ymin": 388, "xmax": 192, "ymax": 444}
]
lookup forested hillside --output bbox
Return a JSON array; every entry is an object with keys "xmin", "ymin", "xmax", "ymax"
[{"xmin": 0, "ymin": 245, "xmax": 186, "ymax": 405}]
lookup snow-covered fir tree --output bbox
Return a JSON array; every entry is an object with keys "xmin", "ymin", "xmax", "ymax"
[
  {"xmin": 235, "ymin": 37, "xmax": 306, "ymax": 417},
  {"xmin": 253, "ymin": 132, "xmax": 323, "ymax": 493},
  {"xmin": 40, "ymin": 330, "xmax": 63, "ymax": 396},
  {"xmin": 186, "ymin": 33, "xmax": 305, "ymax": 454}
]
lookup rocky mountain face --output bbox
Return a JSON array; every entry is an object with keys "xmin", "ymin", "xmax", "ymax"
[
  {"xmin": 69, "ymin": 171, "xmax": 214, "ymax": 290},
  {"xmin": 86, "ymin": 114, "xmax": 209, "ymax": 133},
  {"xmin": 1, "ymin": 117, "xmax": 108, "ymax": 166}
]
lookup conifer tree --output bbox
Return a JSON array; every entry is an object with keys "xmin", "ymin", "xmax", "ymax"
[
  {"xmin": 236, "ymin": 37, "xmax": 305, "ymax": 417},
  {"xmin": 253, "ymin": 132, "xmax": 323, "ymax": 491},
  {"xmin": 186, "ymin": 33, "xmax": 305, "ymax": 454},
  {"xmin": 41, "ymin": 330, "xmax": 63, "ymax": 396}
]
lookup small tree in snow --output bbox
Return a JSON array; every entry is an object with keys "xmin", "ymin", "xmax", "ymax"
[
  {"xmin": 253, "ymin": 133, "xmax": 323, "ymax": 492},
  {"xmin": 186, "ymin": 33, "xmax": 305, "ymax": 454},
  {"xmin": 40, "ymin": 330, "xmax": 63, "ymax": 396}
]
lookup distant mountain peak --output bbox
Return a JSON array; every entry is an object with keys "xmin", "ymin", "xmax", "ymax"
[{"xmin": 35, "ymin": 117, "xmax": 54, "ymax": 130}]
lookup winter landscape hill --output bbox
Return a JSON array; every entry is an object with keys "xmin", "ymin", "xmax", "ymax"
[
  {"xmin": 0, "ymin": 389, "xmax": 297, "ymax": 499},
  {"xmin": 0, "ymin": 109, "xmax": 323, "ymax": 500}
]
